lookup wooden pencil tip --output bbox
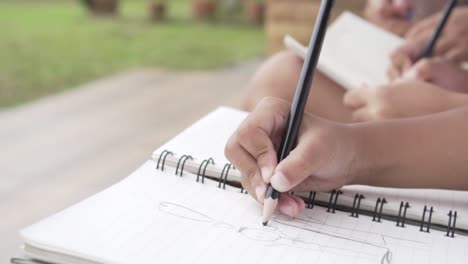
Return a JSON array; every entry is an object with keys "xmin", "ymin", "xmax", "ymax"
[{"xmin": 262, "ymin": 221, "xmax": 268, "ymax": 226}]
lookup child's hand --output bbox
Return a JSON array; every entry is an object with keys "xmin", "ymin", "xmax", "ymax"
[
  {"xmin": 405, "ymin": 6, "xmax": 468, "ymax": 62},
  {"xmin": 225, "ymin": 97, "xmax": 362, "ymax": 217},
  {"xmin": 387, "ymin": 37, "xmax": 426, "ymax": 80},
  {"xmin": 402, "ymin": 58, "xmax": 468, "ymax": 93},
  {"xmin": 388, "ymin": 7, "xmax": 468, "ymax": 79},
  {"xmin": 344, "ymin": 80, "xmax": 461, "ymax": 121}
]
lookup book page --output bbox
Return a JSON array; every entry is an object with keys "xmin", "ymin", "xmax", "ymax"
[{"xmin": 21, "ymin": 161, "xmax": 468, "ymax": 264}]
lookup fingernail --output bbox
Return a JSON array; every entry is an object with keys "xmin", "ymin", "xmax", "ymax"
[
  {"xmin": 255, "ymin": 184, "xmax": 267, "ymax": 203},
  {"xmin": 260, "ymin": 166, "xmax": 273, "ymax": 182},
  {"xmin": 270, "ymin": 171, "xmax": 290, "ymax": 192}
]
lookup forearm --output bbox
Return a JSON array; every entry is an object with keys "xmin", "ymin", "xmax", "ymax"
[
  {"xmin": 449, "ymin": 90, "xmax": 468, "ymax": 107},
  {"xmin": 353, "ymin": 107, "xmax": 468, "ymax": 190}
]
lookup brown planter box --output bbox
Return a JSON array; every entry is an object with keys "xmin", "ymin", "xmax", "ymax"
[
  {"xmin": 148, "ymin": 2, "xmax": 167, "ymax": 21},
  {"xmin": 192, "ymin": 0, "xmax": 217, "ymax": 20},
  {"xmin": 265, "ymin": 0, "xmax": 366, "ymax": 55}
]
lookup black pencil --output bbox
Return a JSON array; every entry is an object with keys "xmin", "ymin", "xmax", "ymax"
[
  {"xmin": 418, "ymin": 0, "xmax": 457, "ymax": 59},
  {"xmin": 262, "ymin": 0, "xmax": 335, "ymax": 226}
]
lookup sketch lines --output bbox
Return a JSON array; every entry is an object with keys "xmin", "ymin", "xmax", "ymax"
[{"xmin": 158, "ymin": 202, "xmax": 402, "ymax": 263}]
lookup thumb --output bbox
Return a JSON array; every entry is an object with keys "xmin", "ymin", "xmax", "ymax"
[{"xmin": 270, "ymin": 134, "xmax": 320, "ymax": 192}]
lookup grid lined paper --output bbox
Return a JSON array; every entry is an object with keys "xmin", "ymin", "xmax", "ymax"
[{"xmin": 21, "ymin": 161, "xmax": 468, "ymax": 264}]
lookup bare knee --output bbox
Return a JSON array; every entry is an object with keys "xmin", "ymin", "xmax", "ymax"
[
  {"xmin": 262, "ymin": 50, "xmax": 303, "ymax": 76},
  {"xmin": 242, "ymin": 51, "xmax": 303, "ymax": 111}
]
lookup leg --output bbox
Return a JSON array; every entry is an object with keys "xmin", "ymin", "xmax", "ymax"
[{"xmin": 242, "ymin": 51, "xmax": 353, "ymax": 123}]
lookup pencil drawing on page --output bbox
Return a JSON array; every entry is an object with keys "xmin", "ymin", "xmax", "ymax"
[{"xmin": 157, "ymin": 201, "xmax": 410, "ymax": 263}]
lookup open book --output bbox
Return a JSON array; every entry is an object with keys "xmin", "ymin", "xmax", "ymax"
[
  {"xmin": 19, "ymin": 107, "xmax": 468, "ymax": 264},
  {"xmin": 284, "ymin": 11, "xmax": 404, "ymax": 90}
]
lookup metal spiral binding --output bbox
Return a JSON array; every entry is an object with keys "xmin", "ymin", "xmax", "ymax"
[
  {"xmin": 350, "ymin": 193, "xmax": 365, "ymax": 218},
  {"xmin": 419, "ymin": 205, "xmax": 434, "ymax": 233},
  {"xmin": 175, "ymin": 155, "xmax": 193, "ymax": 176},
  {"xmin": 446, "ymin": 210, "xmax": 458, "ymax": 237},
  {"xmin": 307, "ymin": 192, "xmax": 317, "ymax": 209},
  {"xmin": 240, "ymin": 186, "xmax": 248, "ymax": 194},
  {"xmin": 327, "ymin": 190, "xmax": 343, "ymax": 213},
  {"xmin": 396, "ymin": 202, "xmax": 410, "ymax": 227},
  {"xmin": 372, "ymin": 197, "xmax": 387, "ymax": 222},
  {"xmin": 196, "ymin": 158, "xmax": 214, "ymax": 183},
  {"xmin": 156, "ymin": 150, "xmax": 173, "ymax": 171},
  {"xmin": 218, "ymin": 163, "xmax": 232, "ymax": 189}
]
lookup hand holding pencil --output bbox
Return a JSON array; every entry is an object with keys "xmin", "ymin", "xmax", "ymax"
[
  {"xmin": 388, "ymin": 3, "xmax": 468, "ymax": 80},
  {"xmin": 226, "ymin": 0, "xmax": 334, "ymax": 224},
  {"xmin": 224, "ymin": 97, "xmax": 360, "ymax": 218}
]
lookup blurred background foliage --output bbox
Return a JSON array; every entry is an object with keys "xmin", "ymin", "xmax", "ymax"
[{"xmin": 0, "ymin": 0, "xmax": 264, "ymax": 108}]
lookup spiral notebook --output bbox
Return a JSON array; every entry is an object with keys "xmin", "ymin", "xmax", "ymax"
[
  {"xmin": 19, "ymin": 107, "xmax": 468, "ymax": 264},
  {"xmin": 284, "ymin": 11, "xmax": 404, "ymax": 90},
  {"xmin": 153, "ymin": 107, "xmax": 468, "ymax": 233}
]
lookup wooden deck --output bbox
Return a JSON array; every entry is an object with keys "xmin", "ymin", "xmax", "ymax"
[{"xmin": 0, "ymin": 60, "xmax": 259, "ymax": 259}]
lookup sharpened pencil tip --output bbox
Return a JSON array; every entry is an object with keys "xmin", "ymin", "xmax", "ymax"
[{"xmin": 262, "ymin": 221, "xmax": 268, "ymax": 226}]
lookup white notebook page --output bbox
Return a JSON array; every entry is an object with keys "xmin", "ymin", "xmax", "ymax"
[
  {"xmin": 155, "ymin": 107, "xmax": 246, "ymax": 165},
  {"xmin": 21, "ymin": 161, "xmax": 468, "ymax": 263}
]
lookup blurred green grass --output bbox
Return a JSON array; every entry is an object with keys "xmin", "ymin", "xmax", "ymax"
[{"xmin": 0, "ymin": 0, "xmax": 264, "ymax": 108}]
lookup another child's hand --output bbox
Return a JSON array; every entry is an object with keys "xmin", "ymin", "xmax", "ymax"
[
  {"xmin": 225, "ymin": 97, "xmax": 362, "ymax": 217},
  {"xmin": 405, "ymin": 6, "xmax": 468, "ymax": 62},
  {"xmin": 344, "ymin": 80, "xmax": 460, "ymax": 121},
  {"xmin": 388, "ymin": 7, "xmax": 468, "ymax": 79},
  {"xmin": 401, "ymin": 58, "xmax": 468, "ymax": 93}
]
